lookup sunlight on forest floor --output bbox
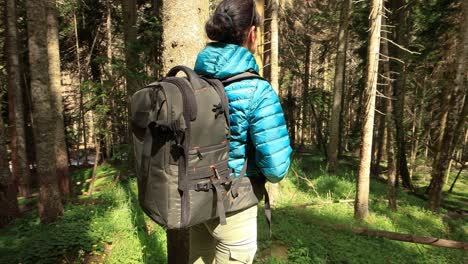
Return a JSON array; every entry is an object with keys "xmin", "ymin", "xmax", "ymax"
[{"xmin": 0, "ymin": 154, "xmax": 466, "ymax": 264}]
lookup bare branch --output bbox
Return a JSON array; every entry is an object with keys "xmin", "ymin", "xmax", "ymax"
[
  {"xmin": 376, "ymin": 89, "xmax": 395, "ymax": 100},
  {"xmin": 379, "ymin": 53, "xmax": 405, "ymax": 64},
  {"xmin": 381, "ymin": 37, "xmax": 421, "ymax": 55},
  {"xmin": 379, "ymin": 73, "xmax": 396, "ymax": 81}
]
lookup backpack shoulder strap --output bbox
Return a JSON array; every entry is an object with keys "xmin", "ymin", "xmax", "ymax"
[{"xmin": 221, "ymin": 70, "xmax": 267, "ymax": 86}]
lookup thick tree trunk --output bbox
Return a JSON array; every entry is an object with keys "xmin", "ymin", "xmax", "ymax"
[
  {"xmin": 26, "ymin": 0, "xmax": 63, "ymax": 223},
  {"xmin": 391, "ymin": 0, "xmax": 413, "ymax": 190},
  {"xmin": 47, "ymin": 0, "xmax": 70, "ymax": 197},
  {"xmin": 263, "ymin": 0, "xmax": 279, "ymax": 93},
  {"xmin": 0, "ymin": 114, "xmax": 19, "ymax": 228},
  {"xmin": 355, "ymin": 0, "xmax": 382, "ymax": 220},
  {"xmin": 328, "ymin": 0, "xmax": 352, "ymax": 172},
  {"xmin": 263, "ymin": 0, "xmax": 281, "ymax": 206},
  {"xmin": 5, "ymin": 0, "xmax": 32, "ymax": 197},
  {"xmin": 160, "ymin": 1, "xmax": 209, "ymax": 262},
  {"xmin": 428, "ymin": 0, "xmax": 468, "ymax": 212}
]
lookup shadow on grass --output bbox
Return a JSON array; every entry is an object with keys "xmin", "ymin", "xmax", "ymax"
[
  {"xmin": 257, "ymin": 205, "xmax": 465, "ymax": 264},
  {"xmin": 270, "ymin": 154, "xmax": 466, "ymax": 263},
  {"xmin": 119, "ymin": 179, "xmax": 167, "ymax": 264}
]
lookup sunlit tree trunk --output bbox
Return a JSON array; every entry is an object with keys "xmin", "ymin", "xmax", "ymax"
[
  {"xmin": 263, "ymin": 0, "xmax": 279, "ymax": 93},
  {"xmin": 328, "ymin": 0, "xmax": 352, "ymax": 172},
  {"xmin": 355, "ymin": 0, "xmax": 382, "ymax": 220},
  {"xmin": 0, "ymin": 113, "xmax": 19, "ymax": 227},
  {"xmin": 47, "ymin": 0, "xmax": 70, "ymax": 197},
  {"xmin": 26, "ymin": 0, "xmax": 64, "ymax": 223},
  {"xmin": 5, "ymin": 0, "xmax": 32, "ymax": 197},
  {"xmin": 160, "ymin": 0, "xmax": 209, "ymax": 262},
  {"xmin": 263, "ymin": 0, "xmax": 281, "ymax": 207}
]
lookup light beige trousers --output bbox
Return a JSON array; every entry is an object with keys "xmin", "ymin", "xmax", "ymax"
[{"xmin": 189, "ymin": 205, "xmax": 258, "ymax": 264}]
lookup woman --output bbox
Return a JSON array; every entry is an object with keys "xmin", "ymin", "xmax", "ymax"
[{"xmin": 190, "ymin": 0, "xmax": 292, "ymax": 263}]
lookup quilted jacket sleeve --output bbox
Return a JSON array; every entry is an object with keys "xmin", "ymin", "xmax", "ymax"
[{"xmin": 248, "ymin": 80, "xmax": 292, "ymax": 183}]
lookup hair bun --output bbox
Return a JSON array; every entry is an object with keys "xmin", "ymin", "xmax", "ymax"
[{"xmin": 205, "ymin": 12, "xmax": 235, "ymax": 43}]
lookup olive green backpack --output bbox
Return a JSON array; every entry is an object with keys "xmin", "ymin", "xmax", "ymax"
[{"xmin": 131, "ymin": 66, "xmax": 270, "ymax": 229}]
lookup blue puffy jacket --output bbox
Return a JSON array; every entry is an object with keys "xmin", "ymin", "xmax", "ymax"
[{"xmin": 194, "ymin": 43, "xmax": 292, "ymax": 183}]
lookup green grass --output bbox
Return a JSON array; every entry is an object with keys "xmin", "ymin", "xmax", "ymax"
[
  {"xmin": 412, "ymin": 162, "xmax": 468, "ymax": 211},
  {"xmin": 0, "ymin": 164, "xmax": 167, "ymax": 264},
  {"xmin": 256, "ymin": 154, "xmax": 467, "ymax": 263},
  {"xmin": 0, "ymin": 156, "xmax": 466, "ymax": 263}
]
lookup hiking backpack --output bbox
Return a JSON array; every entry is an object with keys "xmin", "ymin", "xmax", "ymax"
[{"xmin": 131, "ymin": 66, "xmax": 270, "ymax": 229}]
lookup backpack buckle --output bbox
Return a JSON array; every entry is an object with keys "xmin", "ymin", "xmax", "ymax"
[{"xmin": 195, "ymin": 183, "xmax": 210, "ymax": 192}]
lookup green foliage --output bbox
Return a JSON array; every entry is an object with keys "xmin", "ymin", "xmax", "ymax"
[{"xmin": 1, "ymin": 156, "xmax": 466, "ymax": 263}]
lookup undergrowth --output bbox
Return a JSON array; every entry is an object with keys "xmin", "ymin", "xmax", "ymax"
[{"xmin": 0, "ymin": 155, "xmax": 466, "ymax": 263}]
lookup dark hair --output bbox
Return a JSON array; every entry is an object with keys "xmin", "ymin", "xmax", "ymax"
[{"xmin": 205, "ymin": 0, "xmax": 261, "ymax": 45}]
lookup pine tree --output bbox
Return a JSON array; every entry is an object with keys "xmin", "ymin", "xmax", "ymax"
[
  {"xmin": 355, "ymin": 0, "xmax": 382, "ymax": 220},
  {"xmin": 26, "ymin": 0, "xmax": 63, "ymax": 223}
]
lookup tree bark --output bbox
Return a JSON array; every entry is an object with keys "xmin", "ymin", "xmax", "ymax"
[
  {"xmin": 26, "ymin": 0, "xmax": 64, "ymax": 223},
  {"xmin": 73, "ymin": 10, "xmax": 87, "ymax": 166},
  {"xmin": 355, "ymin": 0, "xmax": 382, "ymax": 220},
  {"xmin": 5, "ymin": 0, "xmax": 32, "ymax": 197},
  {"xmin": 328, "ymin": 0, "xmax": 352, "ymax": 173},
  {"xmin": 300, "ymin": 39, "xmax": 311, "ymax": 147},
  {"xmin": 428, "ymin": 0, "xmax": 468, "ymax": 212},
  {"xmin": 121, "ymin": 0, "xmax": 139, "ymax": 95},
  {"xmin": 0, "ymin": 113, "xmax": 19, "ymax": 228},
  {"xmin": 263, "ymin": 0, "xmax": 279, "ymax": 93},
  {"xmin": 382, "ymin": 16, "xmax": 397, "ymax": 211},
  {"xmin": 391, "ymin": 0, "xmax": 413, "ymax": 190},
  {"xmin": 47, "ymin": 0, "xmax": 70, "ymax": 197},
  {"xmin": 160, "ymin": 1, "xmax": 209, "ymax": 262}
]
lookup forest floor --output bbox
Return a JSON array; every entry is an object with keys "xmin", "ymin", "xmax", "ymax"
[{"xmin": 0, "ymin": 153, "xmax": 466, "ymax": 264}]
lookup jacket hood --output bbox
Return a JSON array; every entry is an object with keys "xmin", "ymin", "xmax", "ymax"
[{"xmin": 194, "ymin": 42, "xmax": 259, "ymax": 79}]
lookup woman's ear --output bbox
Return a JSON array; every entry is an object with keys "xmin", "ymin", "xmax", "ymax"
[{"xmin": 247, "ymin": 26, "xmax": 257, "ymax": 53}]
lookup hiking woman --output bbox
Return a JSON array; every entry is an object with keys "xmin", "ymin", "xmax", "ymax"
[{"xmin": 190, "ymin": 0, "xmax": 292, "ymax": 263}]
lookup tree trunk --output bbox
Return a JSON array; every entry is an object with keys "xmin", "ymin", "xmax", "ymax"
[
  {"xmin": 355, "ymin": 0, "xmax": 382, "ymax": 220},
  {"xmin": 5, "ymin": 0, "xmax": 32, "ymax": 197},
  {"xmin": 328, "ymin": 0, "xmax": 352, "ymax": 172},
  {"xmin": 26, "ymin": 0, "xmax": 63, "ymax": 223},
  {"xmin": 105, "ymin": 0, "xmax": 113, "ymax": 161},
  {"xmin": 428, "ymin": 0, "xmax": 468, "ymax": 212},
  {"xmin": 0, "ymin": 114, "xmax": 19, "ymax": 228},
  {"xmin": 391, "ymin": 0, "xmax": 413, "ymax": 190},
  {"xmin": 382, "ymin": 17, "xmax": 397, "ymax": 211},
  {"xmin": 160, "ymin": 1, "xmax": 209, "ymax": 262},
  {"xmin": 263, "ymin": 0, "xmax": 279, "ymax": 93},
  {"xmin": 409, "ymin": 81, "xmax": 425, "ymax": 178},
  {"xmin": 287, "ymin": 80, "xmax": 295, "ymax": 146},
  {"xmin": 300, "ymin": 39, "xmax": 311, "ymax": 147},
  {"xmin": 47, "ymin": 0, "xmax": 70, "ymax": 198},
  {"xmin": 73, "ymin": 10, "xmax": 87, "ymax": 166},
  {"xmin": 121, "ymin": 0, "xmax": 139, "ymax": 96}
]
